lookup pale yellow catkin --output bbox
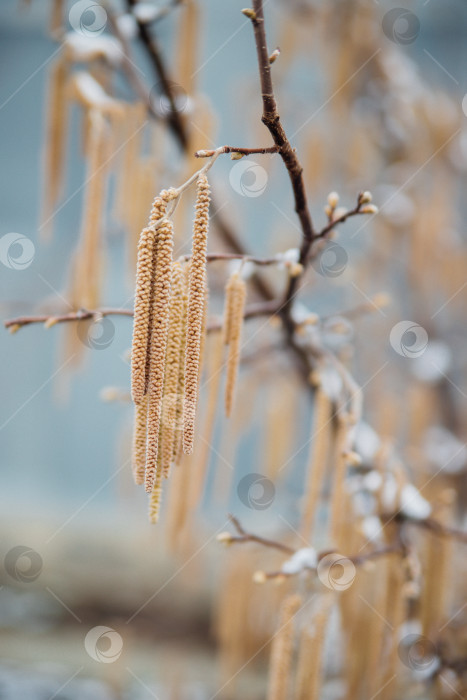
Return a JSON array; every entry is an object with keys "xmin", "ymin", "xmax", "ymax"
[
  {"xmin": 132, "ymin": 396, "xmax": 148, "ymax": 485},
  {"xmin": 149, "ymin": 468, "xmax": 163, "ymax": 524},
  {"xmin": 42, "ymin": 55, "xmax": 68, "ymax": 238},
  {"xmin": 131, "ymin": 193, "xmax": 169, "ymax": 405},
  {"xmin": 301, "ymin": 388, "xmax": 332, "ymax": 539},
  {"xmin": 295, "ymin": 601, "xmax": 332, "ymax": 700},
  {"xmin": 187, "ymin": 330, "xmax": 224, "ymax": 510},
  {"xmin": 145, "ymin": 219, "xmax": 175, "ymax": 493},
  {"xmin": 160, "ymin": 262, "xmax": 186, "ymax": 477},
  {"xmin": 224, "ymin": 273, "xmax": 246, "ymax": 417},
  {"xmin": 328, "ymin": 419, "xmax": 351, "ymax": 548},
  {"xmin": 172, "ymin": 264, "xmax": 189, "ymax": 463},
  {"xmin": 76, "ymin": 109, "xmax": 107, "ymax": 309},
  {"xmin": 267, "ymin": 594, "xmax": 302, "ymax": 700},
  {"xmin": 183, "ymin": 173, "xmax": 210, "ymax": 454}
]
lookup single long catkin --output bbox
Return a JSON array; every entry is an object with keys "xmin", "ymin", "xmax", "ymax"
[
  {"xmin": 145, "ymin": 218, "xmax": 175, "ymax": 492},
  {"xmin": 301, "ymin": 387, "xmax": 332, "ymax": 539},
  {"xmin": 267, "ymin": 594, "xmax": 302, "ymax": 700},
  {"xmin": 132, "ymin": 396, "xmax": 148, "ymax": 485},
  {"xmin": 42, "ymin": 55, "xmax": 68, "ymax": 238},
  {"xmin": 173, "ymin": 264, "xmax": 189, "ymax": 463},
  {"xmin": 160, "ymin": 262, "xmax": 186, "ymax": 477},
  {"xmin": 224, "ymin": 272, "xmax": 246, "ymax": 417},
  {"xmin": 131, "ymin": 193, "xmax": 170, "ymax": 405},
  {"xmin": 183, "ymin": 174, "xmax": 210, "ymax": 454}
]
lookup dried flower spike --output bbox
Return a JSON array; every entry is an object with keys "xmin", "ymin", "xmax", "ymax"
[
  {"xmin": 267, "ymin": 594, "xmax": 302, "ymax": 700},
  {"xmin": 131, "ymin": 193, "xmax": 170, "ymax": 405},
  {"xmin": 145, "ymin": 218, "xmax": 175, "ymax": 492},
  {"xmin": 183, "ymin": 173, "xmax": 210, "ymax": 455},
  {"xmin": 132, "ymin": 397, "xmax": 148, "ymax": 485},
  {"xmin": 160, "ymin": 262, "xmax": 186, "ymax": 476},
  {"xmin": 224, "ymin": 272, "xmax": 247, "ymax": 417}
]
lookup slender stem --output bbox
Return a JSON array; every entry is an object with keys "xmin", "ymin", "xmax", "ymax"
[
  {"xmin": 195, "ymin": 145, "xmax": 278, "ymax": 157},
  {"xmin": 5, "ymin": 300, "xmax": 280, "ymax": 333},
  {"xmin": 228, "ymin": 514, "xmax": 295, "ymax": 554}
]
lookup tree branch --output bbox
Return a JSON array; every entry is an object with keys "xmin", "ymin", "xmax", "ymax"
[{"xmin": 248, "ymin": 0, "xmax": 316, "ymax": 327}]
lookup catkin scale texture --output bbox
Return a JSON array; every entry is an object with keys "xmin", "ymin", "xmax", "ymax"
[
  {"xmin": 224, "ymin": 273, "xmax": 246, "ymax": 417},
  {"xmin": 144, "ymin": 218, "xmax": 175, "ymax": 492},
  {"xmin": 160, "ymin": 262, "xmax": 186, "ymax": 477},
  {"xmin": 183, "ymin": 174, "xmax": 210, "ymax": 454},
  {"xmin": 131, "ymin": 193, "xmax": 169, "ymax": 405}
]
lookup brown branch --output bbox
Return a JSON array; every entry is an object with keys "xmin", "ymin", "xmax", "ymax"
[
  {"xmin": 5, "ymin": 301, "xmax": 281, "ymax": 333},
  {"xmin": 248, "ymin": 0, "xmax": 316, "ymax": 328},
  {"xmin": 195, "ymin": 145, "xmax": 278, "ymax": 157},
  {"xmin": 181, "ymin": 252, "xmax": 280, "ymax": 266},
  {"xmin": 126, "ymin": 0, "xmax": 188, "ymax": 149},
  {"xmin": 118, "ymin": 0, "xmax": 276, "ymax": 304},
  {"xmin": 396, "ymin": 514, "xmax": 467, "ymax": 545},
  {"xmin": 226, "ymin": 514, "xmax": 296, "ymax": 554},
  {"xmin": 4, "ymin": 308, "xmax": 133, "ymax": 330}
]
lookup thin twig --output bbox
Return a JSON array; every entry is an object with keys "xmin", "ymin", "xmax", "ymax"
[
  {"xmin": 5, "ymin": 300, "xmax": 280, "ymax": 333},
  {"xmin": 227, "ymin": 514, "xmax": 295, "ymax": 554},
  {"xmin": 195, "ymin": 145, "xmax": 278, "ymax": 157},
  {"xmin": 248, "ymin": 0, "xmax": 316, "ymax": 327}
]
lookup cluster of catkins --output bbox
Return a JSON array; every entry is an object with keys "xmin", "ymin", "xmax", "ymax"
[{"xmin": 131, "ymin": 175, "xmax": 210, "ymax": 522}]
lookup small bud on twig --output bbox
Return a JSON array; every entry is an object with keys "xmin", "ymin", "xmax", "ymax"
[
  {"xmin": 269, "ymin": 48, "xmax": 280, "ymax": 64},
  {"xmin": 361, "ymin": 204, "xmax": 378, "ymax": 215},
  {"xmin": 217, "ymin": 532, "xmax": 234, "ymax": 546},
  {"xmin": 241, "ymin": 8, "xmax": 256, "ymax": 20},
  {"xmin": 358, "ymin": 190, "xmax": 372, "ymax": 205},
  {"xmin": 253, "ymin": 570, "xmax": 267, "ymax": 584},
  {"xmin": 230, "ymin": 152, "xmax": 244, "ymax": 160},
  {"xmin": 327, "ymin": 191, "xmax": 339, "ymax": 209}
]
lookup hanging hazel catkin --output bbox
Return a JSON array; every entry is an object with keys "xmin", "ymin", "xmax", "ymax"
[
  {"xmin": 160, "ymin": 262, "xmax": 186, "ymax": 477},
  {"xmin": 131, "ymin": 192, "xmax": 171, "ymax": 405},
  {"xmin": 183, "ymin": 173, "xmax": 210, "ymax": 454},
  {"xmin": 223, "ymin": 271, "xmax": 246, "ymax": 417},
  {"xmin": 267, "ymin": 594, "xmax": 302, "ymax": 700},
  {"xmin": 132, "ymin": 397, "xmax": 148, "ymax": 486},
  {"xmin": 145, "ymin": 217, "xmax": 175, "ymax": 492}
]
